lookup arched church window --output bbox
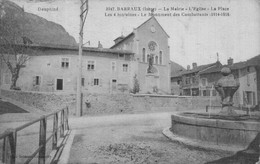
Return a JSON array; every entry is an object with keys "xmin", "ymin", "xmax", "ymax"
[
  {"xmin": 142, "ymin": 48, "xmax": 146, "ymax": 62},
  {"xmin": 159, "ymin": 51, "xmax": 162, "ymax": 65},
  {"xmin": 155, "ymin": 56, "xmax": 158, "ymax": 64}
]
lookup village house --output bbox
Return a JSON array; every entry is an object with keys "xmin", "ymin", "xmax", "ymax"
[
  {"xmin": 0, "ymin": 16, "xmax": 171, "ymax": 94},
  {"xmin": 171, "ymin": 56, "xmax": 259, "ymax": 110},
  {"xmin": 177, "ymin": 61, "xmax": 222, "ymax": 96}
]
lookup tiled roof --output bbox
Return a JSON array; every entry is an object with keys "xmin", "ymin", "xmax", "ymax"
[
  {"xmin": 1, "ymin": 43, "xmax": 134, "ymax": 55},
  {"xmin": 199, "ymin": 55, "xmax": 260, "ymax": 74},
  {"xmin": 229, "ymin": 61, "xmax": 247, "ymax": 70},
  {"xmin": 246, "ymin": 54, "xmax": 260, "ymax": 66},
  {"xmin": 171, "ymin": 70, "xmax": 185, "ymax": 78},
  {"xmin": 181, "ymin": 62, "xmax": 217, "ymax": 75}
]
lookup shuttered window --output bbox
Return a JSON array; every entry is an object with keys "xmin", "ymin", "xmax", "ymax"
[{"xmin": 33, "ymin": 76, "xmax": 41, "ymax": 85}]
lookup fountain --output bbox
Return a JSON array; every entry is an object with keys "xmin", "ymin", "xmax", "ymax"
[
  {"xmin": 164, "ymin": 67, "xmax": 260, "ymax": 160},
  {"xmin": 214, "ymin": 67, "xmax": 239, "ymax": 116}
]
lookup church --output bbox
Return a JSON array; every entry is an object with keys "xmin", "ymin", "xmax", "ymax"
[{"xmin": 0, "ymin": 16, "xmax": 171, "ymax": 94}]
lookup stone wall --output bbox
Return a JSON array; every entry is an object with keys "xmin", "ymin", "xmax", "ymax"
[
  {"xmin": 131, "ymin": 94, "xmax": 221, "ymax": 111},
  {"xmin": 0, "ymin": 89, "xmax": 221, "ymax": 115}
]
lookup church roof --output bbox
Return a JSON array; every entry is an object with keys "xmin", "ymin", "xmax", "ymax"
[{"xmin": 110, "ymin": 32, "xmax": 134, "ymax": 49}]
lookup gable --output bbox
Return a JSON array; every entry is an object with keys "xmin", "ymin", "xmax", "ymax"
[
  {"xmin": 136, "ymin": 16, "xmax": 169, "ymax": 38},
  {"xmin": 110, "ymin": 16, "xmax": 169, "ymax": 49}
]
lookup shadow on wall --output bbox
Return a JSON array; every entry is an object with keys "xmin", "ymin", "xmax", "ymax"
[{"xmin": 205, "ymin": 132, "xmax": 260, "ymax": 164}]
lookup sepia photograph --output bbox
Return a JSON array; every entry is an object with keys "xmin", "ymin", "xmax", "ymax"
[{"xmin": 0, "ymin": 0, "xmax": 260, "ymax": 163}]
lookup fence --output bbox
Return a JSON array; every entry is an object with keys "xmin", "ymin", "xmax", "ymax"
[{"xmin": 0, "ymin": 107, "xmax": 69, "ymax": 164}]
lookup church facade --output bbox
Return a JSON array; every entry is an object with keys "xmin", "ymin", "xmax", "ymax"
[
  {"xmin": 111, "ymin": 16, "xmax": 171, "ymax": 94},
  {"xmin": 0, "ymin": 16, "xmax": 171, "ymax": 94}
]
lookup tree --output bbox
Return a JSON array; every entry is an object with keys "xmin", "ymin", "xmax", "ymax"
[
  {"xmin": 0, "ymin": 6, "xmax": 33, "ymax": 90},
  {"xmin": 132, "ymin": 74, "xmax": 140, "ymax": 94}
]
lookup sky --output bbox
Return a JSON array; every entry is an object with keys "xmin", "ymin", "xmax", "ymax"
[{"xmin": 10, "ymin": 0, "xmax": 260, "ymax": 68}]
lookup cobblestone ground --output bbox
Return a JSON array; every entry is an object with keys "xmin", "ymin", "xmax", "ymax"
[{"xmin": 69, "ymin": 112, "xmax": 232, "ymax": 164}]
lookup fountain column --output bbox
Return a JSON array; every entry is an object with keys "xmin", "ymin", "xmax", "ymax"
[{"xmin": 214, "ymin": 67, "xmax": 240, "ymax": 115}]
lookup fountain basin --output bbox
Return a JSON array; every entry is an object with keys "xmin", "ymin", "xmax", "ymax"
[{"xmin": 170, "ymin": 112, "xmax": 260, "ymax": 150}]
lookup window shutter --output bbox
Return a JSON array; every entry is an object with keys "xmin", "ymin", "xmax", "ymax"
[
  {"xmin": 99, "ymin": 79, "xmax": 102, "ymax": 87},
  {"xmin": 39, "ymin": 76, "xmax": 41, "ymax": 85},
  {"xmin": 243, "ymin": 91, "xmax": 247, "ymax": 105},
  {"xmin": 91, "ymin": 78, "xmax": 94, "ymax": 86},
  {"xmin": 33, "ymin": 76, "xmax": 36, "ymax": 85},
  {"xmin": 253, "ymin": 92, "xmax": 256, "ymax": 106}
]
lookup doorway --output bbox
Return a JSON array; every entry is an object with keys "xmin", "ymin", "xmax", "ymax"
[{"xmin": 56, "ymin": 79, "xmax": 63, "ymax": 90}]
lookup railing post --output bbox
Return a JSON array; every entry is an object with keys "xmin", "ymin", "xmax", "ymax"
[
  {"xmin": 60, "ymin": 110, "xmax": 64, "ymax": 138},
  {"xmin": 65, "ymin": 107, "xmax": 69, "ymax": 130},
  {"xmin": 38, "ymin": 117, "xmax": 47, "ymax": 164},
  {"xmin": 2, "ymin": 137, "xmax": 6, "ymax": 163},
  {"xmin": 52, "ymin": 113, "xmax": 58, "ymax": 150},
  {"xmin": 66, "ymin": 107, "xmax": 70, "ymax": 130},
  {"xmin": 2, "ymin": 129, "xmax": 17, "ymax": 164}
]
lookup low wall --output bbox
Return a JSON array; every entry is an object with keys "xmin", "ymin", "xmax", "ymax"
[
  {"xmin": 0, "ymin": 89, "xmax": 221, "ymax": 115},
  {"xmin": 131, "ymin": 94, "xmax": 221, "ymax": 111}
]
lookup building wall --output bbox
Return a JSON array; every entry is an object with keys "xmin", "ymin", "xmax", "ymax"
[
  {"xmin": 236, "ymin": 66, "xmax": 258, "ymax": 107},
  {"xmin": 0, "ymin": 49, "xmax": 133, "ymax": 94}
]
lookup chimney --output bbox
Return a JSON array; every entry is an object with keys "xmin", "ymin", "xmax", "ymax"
[
  {"xmin": 114, "ymin": 35, "xmax": 125, "ymax": 44},
  {"xmin": 227, "ymin": 57, "xmax": 233, "ymax": 66},
  {"xmin": 192, "ymin": 62, "xmax": 197, "ymax": 69},
  {"xmin": 187, "ymin": 65, "xmax": 190, "ymax": 70}
]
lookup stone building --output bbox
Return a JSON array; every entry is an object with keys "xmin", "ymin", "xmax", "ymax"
[
  {"xmin": 0, "ymin": 44, "xmax": 134, "ymax": 94},
  {"xmin": 171, "ymin": 56, "xmax": 259, "ymax": 110},
  {"xmin": 178, "ymin": 61, "xmax": 221, "ymax": 96},
  {"xmin": 0, "ymin": 16, "xmax": 171, "ymax": 94}
]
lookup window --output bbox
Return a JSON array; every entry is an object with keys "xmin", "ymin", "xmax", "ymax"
[
  {"xmin": 111, "ymin": 61, "xmax": 116, "ymax": 72},
  {"xmin": 87, "ymin": 60, "xmax": 95, "ymax": 70},
  {"xmin": 123, "ymin": 64, "xmax": 128, "ymax": 72},
  {"xmin": 81, "ymin": 78, "xmax": 85, "ymax": 86},
  {"xmin": 201, "ymin": 78, "xmax": 207, "ymax": 86},
  {"xmin": 147, "ymin": 54, "xmax": 150, "ymax": 63},
  {"xmin": 119, "ymin": 54, "xmax": 125, "ymax": 58},
  {"xmin": 247, "ymin": 66, "xmax": 250, "ymax": 73},
  {"xmin": 159, "ymin": 51, "xmax": 162, "ymax": 65},
  {"xmin": 155, "ymin": 56, "xmax": 158, "ymax": 64},
  {"xmin": 185, "ymin": 77, "xmax": 190, "ymax": 84},
  {"xmin": 94, "ymin": 78, "xmax": 99, "ymax": 86},
  {"xmin": 192, "ymin": 76, "xmax": 196, "ymax": 84},
  {"xmin": 61, "ymin": 58, "xmax": 69, "ymax": 68},
  {"xmin": 142, "ymin": 48, "xmax": 146, "ymax": 62},
  {"xmin": 33, "ymin": 76, "xmax": 41, "ymax": 86}
]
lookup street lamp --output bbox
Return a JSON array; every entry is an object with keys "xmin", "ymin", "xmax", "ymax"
[{"xmin": 76, "ymin": 0, "xmax": 88, "ymax": 116}]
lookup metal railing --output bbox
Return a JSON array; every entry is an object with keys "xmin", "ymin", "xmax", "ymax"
[{"xmin": 0, "ymin": 107, "xmax": 69, "ymax": 164}]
